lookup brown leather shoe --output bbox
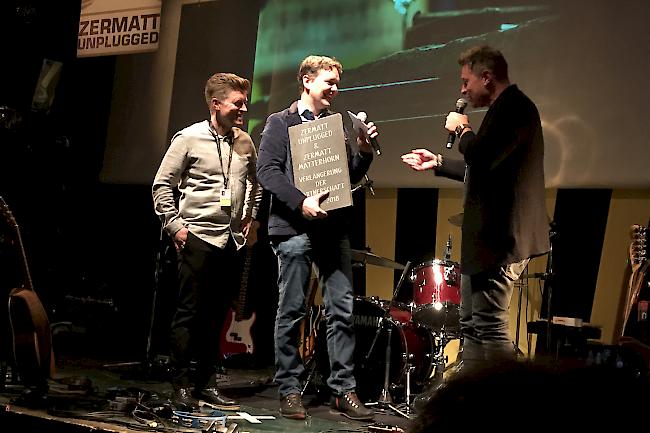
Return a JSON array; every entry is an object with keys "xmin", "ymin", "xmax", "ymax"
[
  {"xmin": 279, "ymin": 393, "xmax": 307, "ymax": 420},
  {"xmin": 194, "ymin": 387, "xmax": 240, "ymax": 410},
  {"xmin": 331, "ymin": 391, "xmax": 374, "ymax": 420}
]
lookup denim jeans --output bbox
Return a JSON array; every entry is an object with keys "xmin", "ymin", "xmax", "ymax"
[
  {"xmin": 272, "ymin": 233, "xmax": 356, "ymax": 397},
  {"xmin": 460, "ymin": 259, "xmax": 529, "ymax": 371}
]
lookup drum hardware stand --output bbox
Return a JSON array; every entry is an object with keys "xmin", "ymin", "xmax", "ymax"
[
  {"xmin": 444, "ymin": 234, "xmax": 452, "ymax": 261},
  {"xmin": 429, "ymin": 331, "xmax": 448, "ymax": 384},
  {"xmin": 364, "ymin": 262, "xmax": 413, "ymax": 419},
  {"xmin": 408, "ymin": 330, "xmax": 453, "ymax": 413},
  {"xmin": 514, "ymin": 267, "xmax": 528, "ymax": 357},
  {"xmin": 521, "ymin": 223, "xmax": 556, "ymax": 353},
  {"xmin": 544, "ymin": 227, "xmax": 556, "ymax": 352},
  {"xmin": 405, "ymin": 365, "xmax": 415, "ymax": 408},
  {"xmin": 378, "ymin": 326, "xmax": 393, "ymax": 405}
]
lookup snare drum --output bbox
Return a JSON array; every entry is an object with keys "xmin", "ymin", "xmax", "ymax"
[{"xmin": 410, "ymin": 259, "xmax": 461, "ymax": 333}]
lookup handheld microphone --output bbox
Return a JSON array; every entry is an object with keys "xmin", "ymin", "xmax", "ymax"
[
  {"xmin": 357, "ymin": 111, "xmax": 381, "ymax": 155},
  {"xmin": 446, "ymin": 98, "xmax": 468, "ymax": 149}
]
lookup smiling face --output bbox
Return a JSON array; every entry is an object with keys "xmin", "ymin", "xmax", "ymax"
[
  {"xmin": 302, "ymin": 67, "xmax": 340, "ymax": 113},
  {"xmin": 460, "ymin": 64, "xmax": 492, "ymax": 108},
  {"xmin": 213, "ymin": 89, "xmax": 248, "ymax": 133}
]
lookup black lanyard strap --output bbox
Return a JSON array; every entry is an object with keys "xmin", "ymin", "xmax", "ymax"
[{"xmin": 207, "ymin": 120, "xmax": 234, "ymax": 188}]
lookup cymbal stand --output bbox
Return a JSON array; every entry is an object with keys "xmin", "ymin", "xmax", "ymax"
[
  {"xmin": 514, "ymin": 265, "xmax": 528, "ymax": 357},
  {"xmin": 404, "ymin": 364, "xmax": 413, "ymax": 408},
  {"xmin": 364, "ymin": 261, "xmax": 412, "ymax": 419},
  {"xmin": 378, "ymin": 326, "xmax": 393, "ymax": 405},
  {"xmin": 544, "ymin": 240, "xmax": 555, "ymax": 352}
]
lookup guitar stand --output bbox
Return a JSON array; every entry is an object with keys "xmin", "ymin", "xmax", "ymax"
[
  {"xmin": 300, "ymin": 355, "xmax": 320, "ymax": 397},
  {"xmin": 363, "ymin": 262, "xmax": 413, "ymax": 419}
]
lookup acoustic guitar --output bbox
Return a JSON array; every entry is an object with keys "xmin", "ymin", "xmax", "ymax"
[
  {"xmin": 219, "ymin": 246, "xmax": 256, "ymax": 359},
  {"xmin": 1, "ymin": 196, "xmax": 55, "ymax": 387}
]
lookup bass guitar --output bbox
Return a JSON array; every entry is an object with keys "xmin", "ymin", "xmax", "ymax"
[
  {"xmin": 219, "ymin": 246, "xmax": 256, "ymax": 359},
  {"xmin": 1, "ymin": 196, "xmax": 55, "ymax": 387}
]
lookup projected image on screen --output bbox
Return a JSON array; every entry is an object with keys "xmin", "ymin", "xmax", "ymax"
[{"xmin": 250, "ymin": 0, "xmax": 650, "ymax": 188}]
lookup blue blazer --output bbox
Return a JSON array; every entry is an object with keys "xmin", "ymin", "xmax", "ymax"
[{"xmin": 257, "ymin": 101, "xmax": 373, "ymax": 238}]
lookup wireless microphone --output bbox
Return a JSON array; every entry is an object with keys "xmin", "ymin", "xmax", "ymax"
[
  {"xmin": 446, "ymin": 98, "xmax": 468, "ymax": 149},
  {"xmin": 357, "ymin": 111, "xmax": 381, "ymax": 155}
]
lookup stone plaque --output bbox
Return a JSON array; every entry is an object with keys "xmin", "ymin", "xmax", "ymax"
[{"xmin": 289, "ymin": 113, "xmax": 352, "ymax": 211}]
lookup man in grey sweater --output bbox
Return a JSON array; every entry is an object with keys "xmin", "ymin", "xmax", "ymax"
[{"xmin": 153, "ymin": 73, "xmax": 261, "ymax": 411}]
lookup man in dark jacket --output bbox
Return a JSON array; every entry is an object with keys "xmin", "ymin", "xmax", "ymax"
[
  {"xmin": 257, "ymin": 55, "xmax": 377, "ymax": 420},
  {"xmin": 402, "ymin": 46, "xmax": 550, "ymax": 373}
]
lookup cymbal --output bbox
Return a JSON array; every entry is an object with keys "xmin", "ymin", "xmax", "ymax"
[
  {"xmin": 448, "ymin": 212, "xmax": 463, "ymax": 227},
  {"xmin": 350, "ymin": 249, "xmax": 405, "ymax": 270}
]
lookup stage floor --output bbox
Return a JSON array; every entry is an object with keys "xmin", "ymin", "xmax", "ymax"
[{"xmin": 1, "ymin": 355, "xmax": 413, "ymax": 433}]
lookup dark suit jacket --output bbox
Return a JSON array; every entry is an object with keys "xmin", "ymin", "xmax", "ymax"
[
  {"xmin": 437, "ymin": 85, "xmax": 550, "ymax": 275},
  {"xmin": 256, "ymin": 101, "xmax": 373, "ymax": 237}
]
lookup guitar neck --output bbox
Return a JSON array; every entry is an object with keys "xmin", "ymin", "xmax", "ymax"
[
  {"xmin": 1, "ymin": 197, "xmax": 34, "ymax": 291},
  {"xmin": 235, "ymin": 246, "xmax": 253, "ymax": 320},
  {"xmin": 619, "ymin": 222, "xmax": 648, "ymax": 339},
  {"xmin": 15, "ymin": 227, "xmax": 34, "ymax": 291}
]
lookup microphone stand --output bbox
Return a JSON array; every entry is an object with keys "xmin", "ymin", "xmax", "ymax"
[
  {"xmin": 521, "ymin": 225, "xmax": 556, "ymax": 354},
  {"xmin": 544, "ymin": 240, "xmax": 555, "ymax": 352},
  {"xmin": 351, "ymin": 175, "xmax": 375, "ymax": 196},
  {"xmin": 102, "ymin": 226, "xmax": 170, "ymax": 379}
]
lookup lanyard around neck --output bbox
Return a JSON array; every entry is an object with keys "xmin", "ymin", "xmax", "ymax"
[{"xmin": 207, "ymin": 120, "xmax": 233, "ymax": 188}]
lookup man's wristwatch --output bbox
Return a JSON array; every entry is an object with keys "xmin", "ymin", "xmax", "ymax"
[{"xmin": 455, "ymin": 123, "xmax": 471, "ymax": 137}]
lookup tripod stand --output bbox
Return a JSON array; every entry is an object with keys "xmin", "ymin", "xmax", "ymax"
[
  {"xmin": 363, "ymin": 261, "xmax": 413, "ymax": 419},
  {"xmin": 102, "ymin": 226, "xmax": 172, "ymax": 379}
]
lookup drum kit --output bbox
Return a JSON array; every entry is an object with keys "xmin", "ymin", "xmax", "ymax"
[{"xmin": 305, "ymin": 246, "xmax": 463, "ymax": 415}]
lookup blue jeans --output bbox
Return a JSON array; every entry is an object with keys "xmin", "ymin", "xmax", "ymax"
[
  {"xmin": 272, "ymin": 233, "xmax": 356, "ymax": 397},
  {"xmin": 460, "ymin": 259, "xmax": 528, "ymax": 371}
]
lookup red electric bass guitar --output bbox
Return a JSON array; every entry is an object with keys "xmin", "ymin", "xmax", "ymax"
[{"xmin": 219, "ymin": 246, "xmax": 256, "ymax": 359}]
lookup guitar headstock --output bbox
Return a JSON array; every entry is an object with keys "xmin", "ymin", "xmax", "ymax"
[
  {"xmin": 0, "ymin": 196, "xmax": 18, "ymax": 228},
  {"xmin": 630, "ymin": 223, "xmax": 648, "ymax": 268}
]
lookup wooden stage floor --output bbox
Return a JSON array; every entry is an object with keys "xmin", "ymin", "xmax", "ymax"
[{"xmin": 0, "ymin": 355, "xmax": 412, "ymax": 433}]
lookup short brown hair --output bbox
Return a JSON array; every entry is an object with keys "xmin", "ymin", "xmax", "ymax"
[
  {"xmin": 204, "ymin": 73, "xmax": 250, "ymax": 108},
  {"xmin": 458, "ymin": 45, "xmax": 509, "ymax": 81},
  {"xmin": 297, "ymin": 55, "xmax": 343, "ymax": 93}
]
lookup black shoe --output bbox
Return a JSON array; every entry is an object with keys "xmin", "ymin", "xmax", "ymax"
[
  {"xmin": 412, "ymin": 378, "xmax": 452, "ymax": 413},
  {"xmin": 194, "ymin": 387, "xmax": 240, "ymax": 410},
  {"xmin": 171, "ymin": 387, "xmax": 200, "ymax": 412},
  {"xmin": 279, "ymin": 393, "xmax": 307, "ymax": 420},
  {"xmin": 331, "ymin": 391, "xmax": 374, "ymax": 420}
]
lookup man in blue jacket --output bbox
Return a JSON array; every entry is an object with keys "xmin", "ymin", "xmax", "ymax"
[{"xmin": 257, "ymin": 55, "xmax": 378, "ymax": 420}]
